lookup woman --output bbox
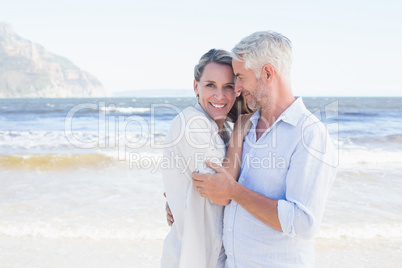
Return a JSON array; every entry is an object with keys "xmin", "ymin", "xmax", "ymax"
[{"xmin": 161, "ymin": 49, "xmax": 250, "ymax": 268}]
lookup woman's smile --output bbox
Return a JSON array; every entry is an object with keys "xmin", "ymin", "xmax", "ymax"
[{"xmin": 210, "ymin": 102, "xmax": 227, "ymax": 109}]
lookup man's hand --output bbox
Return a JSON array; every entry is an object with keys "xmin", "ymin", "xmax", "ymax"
[
  {"xmin": 192, "ymin": 160, "xmax": 238, "ymax": 202},
  {"xmin": 163, "ymin": 192, "xmax": 174, "ymax": 227}
]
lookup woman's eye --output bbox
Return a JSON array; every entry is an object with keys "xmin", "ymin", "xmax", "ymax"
[
  {"xmin": 226, "ymin": 85, "xmax": 234, "ymax": 90},
  {"xmin": 206, "ymin": 84, "xmax": 214, "ymax": 87}
]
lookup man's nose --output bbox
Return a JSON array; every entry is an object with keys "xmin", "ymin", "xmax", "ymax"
[{"xmin": 235, "ymin": 82, "xmax": 243, "ymax": 95}]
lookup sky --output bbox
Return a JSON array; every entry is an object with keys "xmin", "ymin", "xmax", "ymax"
[{"xmin": 1, "ymin": 0, "xmax": 401, "ymax": 96}]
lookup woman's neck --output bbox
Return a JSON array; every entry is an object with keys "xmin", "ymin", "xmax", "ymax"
[{"xmin": 214, "ymin": 119, "xmax": 225, "ymax": 133}]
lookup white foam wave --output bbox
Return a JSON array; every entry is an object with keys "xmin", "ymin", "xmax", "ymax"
[
  {"xmin": 0, "ymin": 130, "xmax": 166, "ymax": 152},
  {"xmin": 2, "ymin": 221, "xmax": 400, "ymax": 241},
  {"xmin": 99, "ymin": 107, "xmax": 150, "ymax": 114},
  {"xmin": 339, "ymin": 148, "xmax": 402, "ymax": 166},
  {"xmin": 0, "ymin": 131, "xmax": 73, "ymax": 151},
  {"xmin": 318, "ymin": 222, "xmax": 402, "ymax": 239},
  {"xmin": 2, "ymin": 131, "xmax": 401, "ymax": 167},
  {"xmin": 0, "ymin": 222, "xmax": 168, "ymax": 240}
]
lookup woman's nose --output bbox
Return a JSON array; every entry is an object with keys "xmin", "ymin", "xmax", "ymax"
[{"xmin": 215, "ymin": 88, "xmax": 224, "ymax": 99}]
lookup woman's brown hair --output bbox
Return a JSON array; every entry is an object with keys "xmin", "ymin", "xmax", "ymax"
[{"xmin": 194, "ymin": 49, "xmax": 252, "ymax": 145}]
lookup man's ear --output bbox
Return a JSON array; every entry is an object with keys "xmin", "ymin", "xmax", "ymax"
[
  {"xmin": 193, "ymin": 80, "xmax": 199, "ymax": 95},
  {"xmin": 261, "ymin": 64, "xmax": 274, "ymax": 83}
]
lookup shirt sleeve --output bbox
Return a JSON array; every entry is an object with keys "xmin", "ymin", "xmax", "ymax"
[
  {"xmin": 162, "ymin": 111, "xmax": 225, "ymax": 268},
  {"xmin": 277, "ymin": 120, "xmax": 337, "ymax": 239}
]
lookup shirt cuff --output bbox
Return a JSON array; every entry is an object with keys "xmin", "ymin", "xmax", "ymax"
[{"xmin": 278, "ymin": 199, "xmax": 296, "ymax": 237}]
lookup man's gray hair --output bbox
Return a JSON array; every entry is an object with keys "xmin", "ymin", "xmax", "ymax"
[{"xmin": 231, "ymin": 31, "xmax": 292, "ymax": 80}]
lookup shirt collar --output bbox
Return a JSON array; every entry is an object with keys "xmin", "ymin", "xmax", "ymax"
[
  {"xmin": 279, "ymin": 97, "xmax": 305, "ymax": 126},
  {"xmin": 249, "ymin": 97, "xmax": 305, "ymax": 128},
  {"xmin": 194, "ymin": 102, "xmax": 208, "ymax": 116},
  {"xmin": 194, "ymin": 103, "xmax": 219, "ymax": 128},
  {"xmin": 249, "ymin": 109, "xmax": 260, "ymax": 128}
]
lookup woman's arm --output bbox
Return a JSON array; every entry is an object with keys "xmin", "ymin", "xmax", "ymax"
[
  {"xmin": 207, "ymin": 114, "xmax": 253, "ymax": 206},
  {"xmin": 222, "ymin": 114, "xmax": 253, "ymax": 181},
  {"xmin": 165, "ymin": 113, "xmax": 253, "ymax": 224}
]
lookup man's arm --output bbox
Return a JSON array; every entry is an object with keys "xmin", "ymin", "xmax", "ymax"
[
  {"xmin": 193, "ymin": 124, "xmax": 337, "ymax": 236},
  {"xmin": 193, "ymin": 162, "xmax": 282, "ymax": 231}
]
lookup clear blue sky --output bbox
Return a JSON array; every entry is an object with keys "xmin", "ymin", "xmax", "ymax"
[{"xmin": 1, "ymin": 0, "xmax": 401, "ymax": 96}]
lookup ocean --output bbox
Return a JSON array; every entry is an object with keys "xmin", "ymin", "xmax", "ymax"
[{"xmin": 0, "ymin": 97, "xmax": 401, "ymax": 267}]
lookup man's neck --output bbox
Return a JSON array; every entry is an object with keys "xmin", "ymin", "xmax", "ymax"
[
  {"xmin": 260, "ymin": 88, "xmax": 295, "ymax": 126},
  {"xmin": 255, "ymin": 85, "xmax": 295, "ymax": 141}
]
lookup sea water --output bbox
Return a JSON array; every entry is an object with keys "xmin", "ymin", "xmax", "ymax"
[{"xmin": 0, "ymin": 97, "xmax": 401, "ymax": 267}]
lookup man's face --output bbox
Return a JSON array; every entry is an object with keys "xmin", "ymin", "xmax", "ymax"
[{"xmin": 232, "ymin": 59, "xmax": 262, "ymax": 110}]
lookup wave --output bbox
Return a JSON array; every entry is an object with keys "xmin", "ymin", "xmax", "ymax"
[
  {"xmin": 0, "ymin": 221, "xmax": 167, "ymax": 240},
  {"xmin": 318, "ymin": 222, "xmax": 402, "ymax": 239},
  {"xmin": 1, "ymin": 221, "xmax": 399, "ymax": 241},
  {"xmin": 0, "ymin": 130, "xmax": 167, "ymax": 152},
  {"xmin": 339, "ymin": 148, "xmax": 402, "ymax": 166},
  {"xmin": 348, "ymin": 134, "xmax": 402, "ymax": 145},
  {"xmin": 99, "ymin": 107, "xmax": 151, "ymax": 114},
  {"xmin": 341, "ymin": 112, "xmax": 378, "ymax": 117},
  {"xmin": 1, "ymin": 148, "xmax": 401, "ymax": 171},
  {"xmin": 0, "ymin": 153, "xmax": 114, "ymax": 171}
]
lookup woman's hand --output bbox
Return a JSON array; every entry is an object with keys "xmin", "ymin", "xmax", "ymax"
[{"xmin": 164, "ymin": 192, "xmax": 174, "ymax": 227}]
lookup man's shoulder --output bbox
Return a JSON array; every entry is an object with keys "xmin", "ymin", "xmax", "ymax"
[
  {"xmin": 281, "ymin": 98, "xmax": 331, "ymax": 149},
  {"xmin": 287, "ymin": 98, "xmax": 326, "ymax": 135},
  {"xmin": 291, "ymin": 113, "xmax": 327, "ymax": 152},
  {"xmin": 287, "ymin": 101, "xmax": 337, "ymax": 166}
]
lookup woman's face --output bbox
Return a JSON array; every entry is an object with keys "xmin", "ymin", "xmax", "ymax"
[{"xmin": 194, "ymin": 62, "xmax": 236, "ymax": 124}]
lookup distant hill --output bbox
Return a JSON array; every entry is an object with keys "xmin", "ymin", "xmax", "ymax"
[
  {"xmin": 113, "ymin": 89, "xmax": 195, "ymax": 98},
  {"xmin": 0, "ymin": 22, "xmax": 110, "ymax": 98}
]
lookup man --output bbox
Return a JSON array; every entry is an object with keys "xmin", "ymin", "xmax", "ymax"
[{"xmin": 192, "ymin": 31, "xmax": 337, "ymax": 267}]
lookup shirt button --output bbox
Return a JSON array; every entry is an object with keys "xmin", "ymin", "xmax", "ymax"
[
  {"xmin": 239, "ymin": 177, "xmax": 244, "ymax": 182},
  {"xmin": 228, "ymin": 227, "xmax": 232, "ymax": 232},
  {"xmin": 228, "ymin": 251, "xmax": 233, "ymax": 256}
]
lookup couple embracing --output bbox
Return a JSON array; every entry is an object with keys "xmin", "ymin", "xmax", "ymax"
[{"xmin": 161, "ymin": 31, "xmax": 337, "ymax": 268}]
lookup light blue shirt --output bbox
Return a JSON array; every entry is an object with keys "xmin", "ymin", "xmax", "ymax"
[{"xmin": 223, "ymin": 97, "xmax": 337, "ymax": 267}]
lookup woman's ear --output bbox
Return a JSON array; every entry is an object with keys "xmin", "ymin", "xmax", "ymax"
[{"xmin": 193, "ymin": 80, "xmax": 199, "ymax": 95}]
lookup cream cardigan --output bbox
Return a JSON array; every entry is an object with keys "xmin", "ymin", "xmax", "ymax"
[{"xmin": 161, "ymin": 104, "xmax": 226, "ymax": 268}]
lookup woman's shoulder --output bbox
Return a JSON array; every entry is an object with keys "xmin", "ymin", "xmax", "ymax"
[
  {"xmin": 183, "ymin": 105, "xmax": 207, "ymax": 118},
  {"xmin": 165, "ymin": 106, "xmax": 218, "ymax": 146},
  {"xmin": 170, "ymin": 106, "xmax": 214, "ymax": 129}
]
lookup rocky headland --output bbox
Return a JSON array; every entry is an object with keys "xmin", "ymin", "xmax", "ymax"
[{"xmin": 0, "ymin": 22, "xmax": 110, "ymax": 98}]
